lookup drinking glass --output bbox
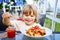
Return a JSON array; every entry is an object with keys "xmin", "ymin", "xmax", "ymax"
[{"xmin": 7, "ymin": 26, "xmax": 16, "ymax": 38}]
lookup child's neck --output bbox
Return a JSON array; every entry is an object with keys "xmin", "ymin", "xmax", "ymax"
[{"xmin": 25, "ymin": 22, "xmax": 35, "ymax": 26}]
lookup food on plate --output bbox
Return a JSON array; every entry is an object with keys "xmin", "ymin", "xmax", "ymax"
[{"xmin": 26, "ymin": 25, "xmax": 46, "ymax": 36}]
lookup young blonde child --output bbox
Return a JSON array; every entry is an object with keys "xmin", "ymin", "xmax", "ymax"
[{"xmin": 22, "ymin": 5, "xmax": 38, "ymax": 25}]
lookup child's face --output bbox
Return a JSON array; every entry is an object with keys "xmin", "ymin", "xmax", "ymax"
[{"xmin": 22, "ymin": 12, "xmax": 36, "ymax": 25}]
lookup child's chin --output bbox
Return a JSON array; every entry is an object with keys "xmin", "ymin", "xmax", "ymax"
[
  {"xmin": 25, "ymin": 21, "xmax": 33, "ymax": 25},
  {"xmin": 25, "ymin": 23, "xmax": 32, "ymax": 25}
]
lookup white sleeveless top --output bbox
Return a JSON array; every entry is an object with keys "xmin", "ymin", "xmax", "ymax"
[{"xmin": 11, "ymin": 20, "xmax": 42, "ymax": 32}]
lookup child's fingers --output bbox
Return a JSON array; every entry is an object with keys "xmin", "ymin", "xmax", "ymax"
[
  {"xmin": 2, "ymin": 12, "xmax": 12, "ymax": 19},
  {"xmin": 6, "ymin": 26, "xmax": 16, "ymax": 31}
]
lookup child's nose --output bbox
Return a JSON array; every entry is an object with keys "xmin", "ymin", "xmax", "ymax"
[{"xmin": 27, "ymin": 16, "xmax": 31, "ymax": 18}]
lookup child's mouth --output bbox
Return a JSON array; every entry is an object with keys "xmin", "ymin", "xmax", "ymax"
[{"xmin": 26, "ymin": 20, "xmax": 32, "ymax": 22}]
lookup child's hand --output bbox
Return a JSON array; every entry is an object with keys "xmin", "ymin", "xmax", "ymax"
[
  {"xmin": 6, "ymin": 26, "xmax": 16, "ymax": 31},
  {"xmin": 2, "ymin": 12, "xmax": 12, "ymax": 26}
]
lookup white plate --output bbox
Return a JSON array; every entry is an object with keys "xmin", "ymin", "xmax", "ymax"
[{"xmin": 20, "ymin": 27, "xmax": 52, "ymax": 38}]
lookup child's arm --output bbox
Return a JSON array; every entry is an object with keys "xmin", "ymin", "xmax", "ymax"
[
  {"xmin": 16, "ymin": 21, "xmax": 23, "ymax": 31},
  {"xmin": 11, "ymin": 20, "xmax": 22, "ymax": 31}
]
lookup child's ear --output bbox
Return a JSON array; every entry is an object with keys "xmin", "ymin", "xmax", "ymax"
[{"xmin": 34, "ymin": 18, "xmax": 37, "ymax": 22}]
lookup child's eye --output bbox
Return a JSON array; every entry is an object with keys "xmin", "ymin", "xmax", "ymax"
[
  {"xmin": 25, "ymin": 15, "xmax": 29, "ymax": 16},
  {"xmin": 31, "ymin": 15, "xmax": 34, "ymax": 17}
]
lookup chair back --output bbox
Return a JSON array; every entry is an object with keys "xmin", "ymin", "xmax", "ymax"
[{"xmin": 38, "ymin": 14, "xmax": 46, "ymax": 26}]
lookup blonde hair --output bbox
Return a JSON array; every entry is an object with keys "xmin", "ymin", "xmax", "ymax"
[{"xmin": 22, "ymin": 5, "xmax": 38, "ymax": 22}]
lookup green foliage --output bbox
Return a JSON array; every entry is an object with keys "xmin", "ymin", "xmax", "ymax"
[
  {"xmin": 45, "ymin": 17, "xmax": 52, "ymax": 29},
  {"xmin": 45, "ymin": 17, "xmax": 60, "ymax": 32},
  {"xmin": 55, "ymin": 22, "xmax": 60, "ymax": 32},
  {"xmin": 23, "ymin": 0, "xmax": 26, "ymax": 4},
  {"xmin": 0, "ymin": 3, "xmax": 3, "ymax": 9}
]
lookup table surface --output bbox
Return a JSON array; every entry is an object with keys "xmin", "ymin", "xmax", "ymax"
[{"xmin": 0, "ymin": 32, "xmax": 60, "ymax": 40}]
